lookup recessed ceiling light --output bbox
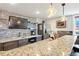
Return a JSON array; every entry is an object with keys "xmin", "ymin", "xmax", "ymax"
[{"xmin": 36, "ymin": 11, "xmax": 40, "ymax": 14}]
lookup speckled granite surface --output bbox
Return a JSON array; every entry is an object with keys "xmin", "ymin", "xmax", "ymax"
[
  {"xmin": 0, "ymin": 35, "xmax": 75, "ymax": 56},
  {"xmin": 0, "ymin": 35, "xmax": 42, "ymax": 43}
]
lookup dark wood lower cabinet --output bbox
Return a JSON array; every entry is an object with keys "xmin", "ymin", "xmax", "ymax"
[
  {"xmin": 18, "ymin": 39, "xmax": 28, "ymax": 46},
  {"xmin": 57, "ymin": 31, "xmax": 72, "ymax": 38},
  {"xmin": 3, "ymin": 41, "xmax": 18, "ymax": 51},
  {"xmin": 0, "ymin": 43, "xmax": 3, "ymax": 51},
  {"xmin": 0, "ymin": 36, "xmax": 42, "ymax": 51},
  {"xmin": 0, "ymin": 39, "xmax": 32, "ymax": 51},
  {"xmin": 37, "ymin": 36, "xmax": 42, "ymax": 41}
]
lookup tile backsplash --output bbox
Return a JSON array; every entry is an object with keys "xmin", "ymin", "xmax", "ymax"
[
  {"xmin": 0, "ymin": 29, "xmax": 31, "ymax": 38},
  {"xmin": 0, "ymin": 10, "xmax": 38, "ymax": 39}
]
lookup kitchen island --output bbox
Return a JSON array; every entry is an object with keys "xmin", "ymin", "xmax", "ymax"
[{"xmin": 0, "ymin": 35, "xmax": 76, "ymax": 56}]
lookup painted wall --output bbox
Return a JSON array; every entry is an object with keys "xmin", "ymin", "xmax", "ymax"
[{"xmin": 45, "ymin": 15, "xmax": 73, "ymax": 33}]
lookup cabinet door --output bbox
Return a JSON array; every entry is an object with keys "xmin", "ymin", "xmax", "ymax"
[
  {"xmin": 4, "ymin": 41, "xmax": 18, "ymax": 50},
  {"xmin": 37, "ymin": 36, "xmax": 42, "ymax": 41},
  {"xmin": 0, "ymin": 43, "xmax": 3, "ymax": 51},
  {"xmin": 18, "ymin": 39, "xmax": 28, "ymax": 46}
]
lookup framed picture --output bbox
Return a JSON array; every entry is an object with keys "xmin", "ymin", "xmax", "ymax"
[
  {"xmin": 8, "ymin": 16, "xmax": 28, "ymax": 29},
  {"xmin": 56, "ymin": 20, "xmax": 66, "ymax": 28}
]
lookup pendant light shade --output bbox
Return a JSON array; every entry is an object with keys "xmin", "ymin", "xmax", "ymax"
[
  {"xmin": 60, "ymin": 3, "xmax": 67, "ymax": 21},
  {"xmin": 48, "ymin": 3, "xmax": 57, "ymax": 18},
  {"xmin": 61, "ymin": 16, "xmax": 67, "ymax": 21}
]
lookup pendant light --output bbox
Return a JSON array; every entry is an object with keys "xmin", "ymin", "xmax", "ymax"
[
  {"xmin": 61, "ymin": 3, "xmax": 67, "ymax": 21},
  {"xmin": 48, "ymin": 3, "xmax": 57, "ymax": 18}
]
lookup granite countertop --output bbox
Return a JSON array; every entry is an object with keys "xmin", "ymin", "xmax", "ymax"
[
  {"xmin": 0, "ymin": 35, "xmax": 42, "ymax": 43},
  {"xmin": 0, "ymin": 35, "xmax": 75, "ymax": 56}
]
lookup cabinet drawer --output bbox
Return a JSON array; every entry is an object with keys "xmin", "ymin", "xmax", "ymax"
[
  {"xmin": 0, "ymin": 43, "xmax": 3, "ymax": 51},
  {"xmin": 37, "ymin": 37, "xmax": 42, "ymax": 41},
  {"xmin": 0, "ymin": 43, "xmax": 3, "ymax": 47},
  {"xmin": 4, "ymin": 41, "xmax": 18, "ymax": 50},
  {"xmin": 18, "ymin": 39, "xmax": 28, "ymax": 46}
]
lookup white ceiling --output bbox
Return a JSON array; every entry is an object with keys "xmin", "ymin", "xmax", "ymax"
[{"xmin": 0, "ymin": 3, "xmax": 79, "ymax": 19}]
